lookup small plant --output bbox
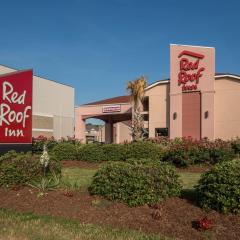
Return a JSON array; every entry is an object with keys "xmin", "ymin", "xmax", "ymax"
[
  {"xmin": 63, "ymin": 191, "xmax": 74, "ymax": 197},
  {"xmin": 195, "ymin": 216, "xmax": 214, "ymax": 230},
  {"xmin": 28, "ymin": 146, "xmax": 60, "ymax": 196}
]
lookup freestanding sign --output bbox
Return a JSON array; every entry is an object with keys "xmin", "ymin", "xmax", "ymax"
[
  {"xmin": 0, "ymin": 70, "xmax": 33, "ymax": 151},
  {"xmin": 170, "ymin": 44, "xmax": 215, "ymax": 140}
]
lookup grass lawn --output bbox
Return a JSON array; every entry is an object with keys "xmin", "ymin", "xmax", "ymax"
[
  {"xmin": 61, "ymin": 167, "xmax": 97, "ymax": 191},
  {"xmin": 178, "ymin": 172, "xmax": 202, "ymax": 190},
  {"xmin": 0, "ymin": 208, "xmax": 167, "ymax": 240},
  {"xmin": 0, "ymin": 166, "xmax": 203, "ymax": 240}
]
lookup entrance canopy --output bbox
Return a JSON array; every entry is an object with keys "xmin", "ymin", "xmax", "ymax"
[{"xmin": 75, "ymin": 96, "xmax": 132, "ymax": 143}]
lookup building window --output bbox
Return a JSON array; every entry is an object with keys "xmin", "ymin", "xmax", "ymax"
[
  {"xmin": 142, "ymin": 97, "xmax": 149, "ymax": 111},
  {"xmin": 155, "ymin": 128, "xmax": 168, "ymax": 137},
  {"xmin": 142, "ymin": 114, "xmax": 149, "ymax": 121}
]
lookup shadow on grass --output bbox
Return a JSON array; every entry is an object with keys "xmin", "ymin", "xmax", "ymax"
[{"xmin": 181, "ymin": 188, "xmax": 198, "ymax": 204}]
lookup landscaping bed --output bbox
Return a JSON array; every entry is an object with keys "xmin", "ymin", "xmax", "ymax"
[{"xmin": 0, "ymin": 186, "xmax": 239, "ymax": 240}]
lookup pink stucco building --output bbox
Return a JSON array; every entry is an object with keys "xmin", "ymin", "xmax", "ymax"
[{"xmin": 75, "ymin": 45, "xmax": 240, "ymax": 143}]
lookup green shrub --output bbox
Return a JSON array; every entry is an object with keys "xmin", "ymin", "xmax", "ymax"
[
  {"xmin": 208, "ymin": 139, "xmax": 235, "ymax": 164},
  {"xmin": 32, "ymin": 139, "xmax": 59, "ymax": 154},
  {"xmin": 52, "ymin": 142, "xmax": 77, "ymax": 160},
  {"xmin": 126, "ymin": 157, "xmax": 159, "ymax": 166},
  {"xmin": 125, "ymin": 141, "xmax": 163, "ymax": 161},
  {"xmin": 102, "ymin": 144, "xmax": 126, "ymax": 161},
  {"xmin": 77, "ymin": 144, "xmax": 105, "ymax": 162},
  {"xmin": 0, "ymin": 151, "xmax": 61, "ymax": 187},
  {"xmin": 231, "ymin": 138, "xmax": 240, "ymax": 155},
  {"xmin": 89, "ymin": 161, "xmax": 181, "ymax": 207},
  {"xmin": 195, "ymin": 160, "xmax": 240, "ymax": 214},
  {"xmin": 163, "ymin": 138, "xmax": 235, "ymax": 167}
]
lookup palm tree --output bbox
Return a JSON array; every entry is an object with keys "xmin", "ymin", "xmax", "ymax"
[{"xmin": 126, "ymin": 76, "xmax": 147, "ymax": 141}]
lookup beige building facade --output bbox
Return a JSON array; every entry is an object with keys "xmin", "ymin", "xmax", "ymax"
[{"xmin": 0, "ymin": 65, "xmax": 75, "ymax": 139}]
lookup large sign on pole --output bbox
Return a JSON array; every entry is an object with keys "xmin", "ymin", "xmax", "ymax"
[{"xmin": 0, "ymin": 70, "xmax": 33, "ymax": 144}]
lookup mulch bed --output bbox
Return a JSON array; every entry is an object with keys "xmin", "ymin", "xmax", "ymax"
[{"xmin": 0, "ymin": 187, "xmax": 239, "ymax": 240}]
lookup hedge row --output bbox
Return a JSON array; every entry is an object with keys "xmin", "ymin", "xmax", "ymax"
[
  {"xmin": 50, "ymin": 141, "xmax": 163, "ymax": 163},
  {"xmin": 32, "ymin": 137, "xmax": 240, "ymax": 167}
]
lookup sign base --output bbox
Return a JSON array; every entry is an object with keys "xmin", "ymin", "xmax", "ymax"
[{"xmin": 0, "ymin": 144, "xmax": 32, "ymax": 155}]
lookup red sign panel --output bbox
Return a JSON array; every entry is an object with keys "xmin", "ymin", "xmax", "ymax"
[
  {"xmin": 178, "ymin": 50, "xmax": 205, "ymax": 91},
  {"xmin": 0, "ymin": 70, "xmax": 33, "ymax": 144}
]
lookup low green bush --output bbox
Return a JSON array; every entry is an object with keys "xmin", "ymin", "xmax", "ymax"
[
  {"xmin": 195, "ymin": 159, "xmax": 240, "ymax": 214},
  {"xmin": 126, "ymin": 157, "xmax": 159, "ymax": 166},
  {"xmin": 52, "ymin": 142, "xmax": 77, "ymax": 160},
  {"xmin": 163, "ymin": 138, "xmax": 235, "ymax": 167},
  {"xmin": 101, "ymin": 144, "xmax": 126, "ymax": 161},
  {"xmin": 231, "ymin": 138, "xmax": 240, "ymax": 155},
  {"xmin": 0, "ymin": 151, "xmax": 61, "ymax": 187},
  {"xmin": 125, "ymin": 141, "xmax": 163, "ymax": 161},
  {"xmin": 89, "ymin": 161, "xmax": 181, "ymax": 207},
  {"xmin": 77, "ymin": 144, "xmax": 105, "ymax": 162},
  {"xmin": 32, "ymin": 137, "xmax": 59, "ymax": 155}
]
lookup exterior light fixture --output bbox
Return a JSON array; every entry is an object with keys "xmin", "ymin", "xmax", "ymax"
[
  {"xmin": 204, "ymin": 111, "xmax": 209, "ymax": 119},
  {"xmin": 173, "ymin": 112, "xmax": 177, "ymax": 120}
]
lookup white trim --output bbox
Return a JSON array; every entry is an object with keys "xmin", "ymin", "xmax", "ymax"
[
  {"xmin": 33, "ymin": 112, "xmax": 54, "ymax": 118},
  {"xmin": 215, "ymin": 74, "xmax": 240, "ymax": 80},
  {"xmin": 170, "ymin": 43, "xmax": 214, "ymax": 49},
  {"xmin": 145, "ymin": 80, "xmax": 170, "ymax": 91},
  {"xmin": 32, "ymin": 128, "xmax": 54, "ymax": 132},
  {"xmin": 145, "ymin": 74, "xmax": 240, "ymax": 91}
]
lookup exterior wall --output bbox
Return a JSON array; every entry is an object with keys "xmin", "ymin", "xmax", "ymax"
[
  {"xmin": 144, "ymin": 83, "xmax": 170, "ymax": 137},
  {"xmin": 0, "ymin": 65, "xmax": 74, "ymax": 139},
  {"xmin": 115, "ymin": 121, "xmax": 132, "ymax": 143},
  {"xmin": 214, "ymin": 77, "xmax": 240, "ymax": 139}
]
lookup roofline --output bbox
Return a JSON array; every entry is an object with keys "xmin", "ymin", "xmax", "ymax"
[
  {"xmin": 145, "ymin": 74, "xmax": 240, "ymax": 91},
  {"xmin": 0, "ymin": 69, "xmax": 33, "ymax": 78},
  {"xmin": 77, "ymin": 102, "xmax": 131, "ymax": 108},
  {"xmin": 215, "ymin": 74, "xmax": 240, "ymax": 80},
  {"xmin": 0, "ymin": 64, "xmax": 74, "ymax": 89},
  {"xmin": 170, "ymin": 43, "xmax": 215, "ymax": 49},
  {"xmin": 145, "ymin": 80, "xmax": 170, "ymax": 91}
]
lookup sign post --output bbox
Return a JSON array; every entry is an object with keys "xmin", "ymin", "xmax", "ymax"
[{"xmin": 0, "ymin": 70, "xmax": 33, "ymax": 153}]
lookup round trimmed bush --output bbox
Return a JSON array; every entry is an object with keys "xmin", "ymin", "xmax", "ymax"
[
  {"xmin": 89, "ymin": 161, "xmax": 182, "ymax": 206},
  {"xmin": 125, "ymin": 141, "xmax": 163, "ymax": 161},
  {"xmin": 52, "ymin": 142, "xmax": 77, "ymax": 160},
  {"xmin": 77, "ymin": 144, "xmax": 105, "ymax": 162},
  {"xmin": 102, "ymin": 144, "xmax": 126, "ymax": 161},
  {"xmin": 195, "ymin": 159, "xmax": 240, "ymax": 214}
]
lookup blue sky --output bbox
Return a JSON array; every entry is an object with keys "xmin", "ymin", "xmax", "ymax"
[{"xmin": 0, "ymin": 0, "xmax": 239, "ymax": 105}]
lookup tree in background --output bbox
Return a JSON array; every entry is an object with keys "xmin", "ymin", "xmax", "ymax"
[{"xmin": 126, "ymin": 76, "xmax": 147, "ymax": 141}]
